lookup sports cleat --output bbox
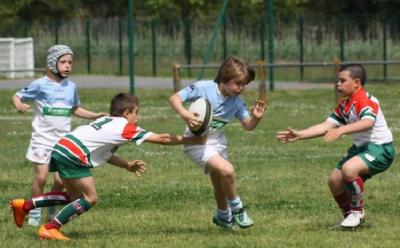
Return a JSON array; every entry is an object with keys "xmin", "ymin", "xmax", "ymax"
[
  {"xmin": 38, "ymin": 225, "xmax": 70, "ymax": 241},
  {"xmin": 9, "ymin": 199, "xmax": 27, "ymax": 228},
  {"xmin": 212, "ymin": 215, "xmax": 234, "ymax": 229},
  {"xmin": 328, "ymin": 211, "xmax": 350, "ymax": 230},
  {"xmin": 340, "ymin": 209, "xmax": 365, "ymax": 228},
  {"xmin": 232, "ymin": 208, "xmax": 254, "ymax": 228}
]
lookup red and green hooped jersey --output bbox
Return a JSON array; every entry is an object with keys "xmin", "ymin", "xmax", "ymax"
[
  {"xmin": 327, "ymin": 88, "xmax": 393, "ymax": 147},
  {"xmin": 52, "ymin": 116, "xmax": 153, "ymax": 167}
]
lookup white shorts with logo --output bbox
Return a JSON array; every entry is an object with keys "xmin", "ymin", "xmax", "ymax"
[
  {"xmin": 26, "ymin": 146, "xmax": 53, "ymax": 164},
  {"xmin": 183, "ymin": 130, "xmax": 228, "ymax": 174}
]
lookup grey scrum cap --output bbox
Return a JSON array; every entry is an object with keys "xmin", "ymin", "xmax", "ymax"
[{"xmin": 47, "ymin": 45, "xmax": 73, "ymax": 74}]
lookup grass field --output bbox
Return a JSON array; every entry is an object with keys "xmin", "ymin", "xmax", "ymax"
[{"xmin": 0, "ymin": 85, "xmax": 399, "ymax": 247}]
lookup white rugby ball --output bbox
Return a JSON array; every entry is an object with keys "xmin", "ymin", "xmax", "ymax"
[{"xmin": 188, "ymin": 98, "xmax": 213, "ymax": 136}]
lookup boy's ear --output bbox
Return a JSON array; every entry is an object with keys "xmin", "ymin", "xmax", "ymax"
[
  {"xmin": 122, "ymin": 109, "xmax": 130, "ymax": 117},
  {"xmin": 354, "ymin": 78, "xmax": 362, "ymax": 87}
]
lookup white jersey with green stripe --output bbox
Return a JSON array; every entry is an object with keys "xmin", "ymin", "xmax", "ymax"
[
  {"xmin": 15, "ymin": 76, "xmax": 80, "ymax": 149},
  {"xmin": 327, "ymin": 88, "xmax": 393, "ymax": 147},
  {"xmin": 52, "ymin": 116, "xmax": 153, "ymax": 167}
]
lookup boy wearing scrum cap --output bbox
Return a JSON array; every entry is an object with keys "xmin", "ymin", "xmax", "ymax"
[{"xmin": 11, "ymin": 44, "xmax": 108, "ymax": 226}]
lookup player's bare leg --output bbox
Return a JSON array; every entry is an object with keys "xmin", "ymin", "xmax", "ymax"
[
  {"xmin": 340, "ymin": 157, "xmax": 369, "ymax": 228},
  {"xmin": 39, "ymin": 177, "xmax": 96, "ymax": 240},
  {"xmin": 207, "ymin": 155, "xmax": 253, "ymax": 228},
  {"xmin": 47, "ymin": 172, "xmax": 65, "ymax": 220},
  {"xmin": 29, "ymin": 163, "xmax": 49, "ymax": 226},
  {"xmin": 328, "ymin": 169, "xmax": 351, "ymax": 229},
  {"xmin": 209, "ymin": 170, "xmax": 233, "ymax": 229}
]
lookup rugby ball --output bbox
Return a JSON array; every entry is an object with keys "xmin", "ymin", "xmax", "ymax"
[{"xmin": 188, "ymin": 98, "xmax": 213, "ymax": 136}]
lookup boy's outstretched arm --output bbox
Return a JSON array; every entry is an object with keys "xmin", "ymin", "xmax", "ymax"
[
  {"xmin": 277, "ymin": 120, "xmax": 337, "ymax": 143},
  {"xmin": 72, "ymin": 106, "xmax": 108, "ymax": 119},
  {"xmin": 107, "ymin": 155, "xmax": 146, "ymax": 177},
  {"xmin": 145, "ymin": 133, "xmax": 207, "ymax": 145},
  {"xmin": 240, "ymin": 100, "xmax": 267, "ymax": 131},
  {"xmin": 324, "ymin": 118, "xmax": 374, "ymax": 143}
]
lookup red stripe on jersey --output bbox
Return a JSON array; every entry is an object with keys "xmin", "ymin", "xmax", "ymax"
[
  {"xmin": 355, "ymin": 96, "xmax": 378, "ymax": 116},
  {"xmin": 122, "ymin": 123, "xmax": 138, "ymax": 139},
  {"xmin": 59, "ymin": 138, "xmax": 89, "ymax": 164},
  {"xmin": 338, "ymin": 88, "xmax": 378, "ymax": 116}
]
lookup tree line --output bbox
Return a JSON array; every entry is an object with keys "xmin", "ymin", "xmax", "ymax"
[{"xmin": 2, "ymin": 0, "xmax": 400, "ymax": 25}]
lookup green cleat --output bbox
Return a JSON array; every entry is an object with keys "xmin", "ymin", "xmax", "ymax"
[
  {"xmin": 212, "ymin": 215, "xmax": 234, "ymax": 229},
  {"xmin": 232, "ymin": 208, "xmax": 254, "ymax": 228}
]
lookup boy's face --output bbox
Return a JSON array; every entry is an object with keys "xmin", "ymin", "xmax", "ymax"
[
  {"xmin": 337, "ymin": 70, "xmax": 361, "ymax": 97},
  {"xmin": 124, "ymin": 107, "xmax": 139, "ymax": 125},
  {"xmin": 57, "ymin": 54, "xmax": 73, "ymax": 78},
  {"xmin": 219, "ymin": 79, "xmax": 248, "ymax": 97}
]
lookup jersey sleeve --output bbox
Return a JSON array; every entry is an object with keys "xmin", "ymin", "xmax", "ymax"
[
  {"xmin": 234, "ymin": 99, "xmax": 250, "ymax": 120},
  {"xmin": 15, "ymin": 80, "xmax": 40, "ymax": 101},
  {"xmin": 122, "ymin": 124, "xmax": 153, "ymax": 145},
  {"xmin": 177, "ymin": 82, "xmax": 201, "ymax": 102},
  {"xmin": 356, "ymin": 97, "xmax": 378, "ymax": 121},
  {"xmin": 73, "ymin": 86, "xmax": 81, "ymax": 106},
  {"xmin": 327, "ymin": 104, "xmax": 346, "ymax": 126}
]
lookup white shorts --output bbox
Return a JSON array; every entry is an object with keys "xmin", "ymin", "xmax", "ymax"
[
  {"xmin": 183, "ymin": 131, "xmax": 228, "ymax": 174},
  {"xmin": 26, "ymin": 146, "xmax": 53, "ymax": 164}
]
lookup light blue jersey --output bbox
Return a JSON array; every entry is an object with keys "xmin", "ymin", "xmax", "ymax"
[
  {"xmin": 16, "ymin": 76, "xmax": 80, "ymax": 148},
  {"xmin": 178, "ymin": 80, "xmax": 249, "ymax": 130}
]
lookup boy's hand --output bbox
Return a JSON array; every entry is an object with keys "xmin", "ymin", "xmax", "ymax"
[
  {"xmin": 15, "ymin": 102, "xmax": 31, "ymax": 113},
  {"xmin": 183, "ymin": 111, "xmax": 203, "ymax": 130},
  {"xmin": 276, "ymin": 127, "xmax": 300, "ymax": 143},
  {"xmin": 251, "ymin": 100, "xmax": 267, "ymax": 119},
  {"xmin": 127, "ymin": 160, "xmax": 146, "ymax": 177}
]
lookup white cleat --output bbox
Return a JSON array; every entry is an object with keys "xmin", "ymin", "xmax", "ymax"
[{"xmin": 340, "ymin": 210, "xmax": 365, "ymax": 228}]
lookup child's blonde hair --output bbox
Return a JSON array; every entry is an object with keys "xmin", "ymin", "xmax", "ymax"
[{"xmin": 214, "ymin": 57, "xmax": 255, "ymax": 85}]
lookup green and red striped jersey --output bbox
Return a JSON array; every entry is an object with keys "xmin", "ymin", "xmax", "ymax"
[
  {"xmin": 52, "ymin": 116, "xmax": 153, "ymax": 167},
  {"xmin": 327, "ymin": 88, "xmax": 392, "ymax": 147}
]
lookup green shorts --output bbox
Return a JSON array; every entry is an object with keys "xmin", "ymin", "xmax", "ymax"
[
  {"xmin": 50, "ymin": 152, "xmax": 92, "ymax": 179},
  {"xmin": 336, "ymin": 142, "xmax": 395, "ymax": 180}
]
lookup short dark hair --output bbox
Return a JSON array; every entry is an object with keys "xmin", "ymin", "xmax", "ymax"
[
  {"xmin": 339, "ymin": 63, "xmax": 366, "ymax": 86},
  {"xmin": 214, "ymin": 56, "xmax": 255, "ymax": 84},
  {"xmin": 109, "ymin": 93, "xmax": 139, "ymax": 117}
]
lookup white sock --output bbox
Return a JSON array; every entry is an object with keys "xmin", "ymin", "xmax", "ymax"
[
  {"xmin": 228, "ymin": 196, "xmax": 243, "ymax": 212},
  {"xmin": 29, "ymin": 208, "xmax": 41, "ymax": 218},
  {"xmin": 217, "ymin": 208, "xmax": 232, "ymax": 222}
]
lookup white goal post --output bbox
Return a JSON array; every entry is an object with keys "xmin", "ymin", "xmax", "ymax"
[{"xmin": 0, "ymin": 38, "xmax": 34, "ymax": 78}]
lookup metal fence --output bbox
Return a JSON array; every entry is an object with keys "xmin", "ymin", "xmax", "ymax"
[{"xmin": 1, "ymin": 13, "xmax": 400, "ymax": 82}]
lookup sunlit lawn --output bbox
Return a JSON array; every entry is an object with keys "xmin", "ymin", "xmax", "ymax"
[{"xmin": 0, "ymin": 84, "xmax": 399, "ymax": 247}]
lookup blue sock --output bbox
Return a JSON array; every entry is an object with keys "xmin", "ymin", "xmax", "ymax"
[{"xmin": 228, "ymin": 196, "xmax": 243, "ymax": 212}]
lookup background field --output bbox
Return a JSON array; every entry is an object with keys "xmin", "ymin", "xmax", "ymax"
[{"xmin": 0, "ymin": 85, "xmax": 399, "ymax": 247}]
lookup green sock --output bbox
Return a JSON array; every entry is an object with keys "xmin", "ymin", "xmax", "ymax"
[{"xmin": 53, "ymin": 198, "xmax": 92, "ymax": 226}]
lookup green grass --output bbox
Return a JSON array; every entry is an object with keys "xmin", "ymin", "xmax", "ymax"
[{"xmin": 0, "ymin": 85, "xmax": 399, "ymax": 247}]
